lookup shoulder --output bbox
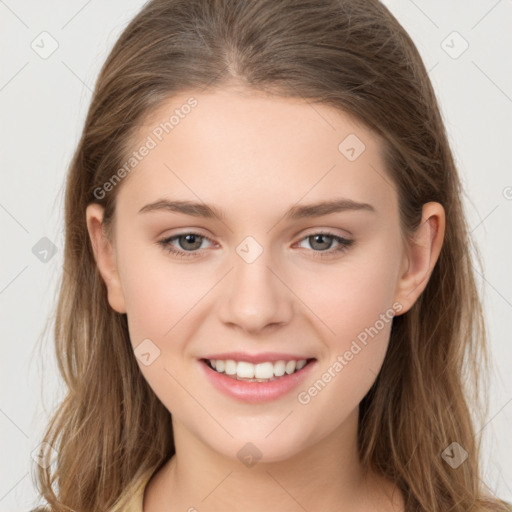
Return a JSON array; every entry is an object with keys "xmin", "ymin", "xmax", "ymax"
[{"xmin": 28, "ymin": 470, "xmax": 151, "ymax": 512}]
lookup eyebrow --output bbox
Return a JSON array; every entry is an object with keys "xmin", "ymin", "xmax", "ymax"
[{"xmin": 138, "ymin": 198, "xmax": 375, "ymax": 220}]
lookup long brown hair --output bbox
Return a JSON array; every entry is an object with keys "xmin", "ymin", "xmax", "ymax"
[{"xmin": 31, "ymin": 0, "xmax": 511, "ymax": 510}]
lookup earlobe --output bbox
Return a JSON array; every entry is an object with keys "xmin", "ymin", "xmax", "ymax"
[
  {"xmin": 85, "ymin": 204, "xmax": 127, "ymax": 314},
  {"xmin": 394, "ymin": 202, "xmax": 445, "ymax": 315}
]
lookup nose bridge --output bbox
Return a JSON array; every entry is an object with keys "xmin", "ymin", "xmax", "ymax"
[{"xmin": 219, "ymin": 235, "xmax": 293, "ymax": 332}]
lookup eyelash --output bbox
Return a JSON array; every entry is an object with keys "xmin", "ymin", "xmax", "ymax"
[{"xmin": 157, "ymin": 231, "xmax": 354, "ymax": 260}]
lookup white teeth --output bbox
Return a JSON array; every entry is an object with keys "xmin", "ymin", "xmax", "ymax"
[
  {"xmin": 255, "ymin": 362, "xmax": 274, "ymax": 379},
  {"xmin": 237, "ymin": 361, "xmax": 255, "ymax": 379},
  {"xmin": 207, "ymin": 358, "xmax": 309, "ymax": 380},
  {"xmin": 285, "ymin": 360, "xmax": 296, "ymax": 374},
  {"xmin": 296, "ymin": 359, "xmax": 307, "ymax": 370},
  {"xmin": 224, "ymin": 360, "xmax": 237, "ymax": 375},
  {"xmin": 273, "ymin": 360, "xmax": 286, "ymax": 377}
]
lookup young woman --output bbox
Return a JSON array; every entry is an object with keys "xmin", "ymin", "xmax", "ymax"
[{"xmin": 31, "ymin": 0, "xmax": 511, "ymax": 511}]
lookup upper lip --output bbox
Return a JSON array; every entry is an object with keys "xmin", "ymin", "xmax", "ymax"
[{"xmin": 201, "ymin": 352, "xmax": 315, "ymax": 364}]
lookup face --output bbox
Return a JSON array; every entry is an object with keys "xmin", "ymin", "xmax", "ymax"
[{"xmin": 87, "ymin": 87, "xmax": 441, "ymax": 465}]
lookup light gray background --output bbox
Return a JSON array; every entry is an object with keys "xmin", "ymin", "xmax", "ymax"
[{"xmin": 1, "ymin": 1, "xmax": 511, "ymax": 510}]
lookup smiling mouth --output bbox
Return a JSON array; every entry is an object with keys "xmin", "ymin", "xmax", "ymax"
[{"xmin": 201, "ymin": 358, "xmax": 316, "ymax": 382}]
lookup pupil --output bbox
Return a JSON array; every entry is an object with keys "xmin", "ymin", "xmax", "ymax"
[
  {"xmin": 311, "ymin": 234, "xmax": 332, "ymax": 251},
  {"xmin": 181, "ymin": 234, "xmax": 202, "ymax": 250}
]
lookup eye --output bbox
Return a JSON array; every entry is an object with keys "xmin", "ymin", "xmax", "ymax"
[
  {"xmin": 157, "ymin": 230, "xmax": 353, "ymax": 260},
  {"xmin": 296, "ymin": 231, "xmax": 353, "ymax": 259},
  {"xmin": 157, "ymin": 232, "xmax": 215, "ymax": 259}
]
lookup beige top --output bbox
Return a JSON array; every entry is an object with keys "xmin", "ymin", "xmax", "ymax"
[
  {"xmin": 123, "ymin": 472, "xmax": 153, "ymax": 512},
  {"xmin": 124, "ymin": 487, "xmax": 144, "ymax": 512}
]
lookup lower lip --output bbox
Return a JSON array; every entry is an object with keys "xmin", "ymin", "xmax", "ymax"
[{"xmin": 199, "ymin": 359, "xmax": 317, "ymax": 403}]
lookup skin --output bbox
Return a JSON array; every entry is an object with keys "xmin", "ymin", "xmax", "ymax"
[{"xmin": 86, "ymin": 86, "xmax": 445, "ymax": 512}]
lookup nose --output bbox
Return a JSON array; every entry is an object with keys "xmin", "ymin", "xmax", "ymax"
[{"xmin": 217, "ymin": 246, "xmax": 294, "ymax": 334}]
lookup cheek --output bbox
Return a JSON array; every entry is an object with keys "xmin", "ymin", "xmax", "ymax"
[
  {"xmin": 117, "ymin": 240, "xmax": 210, "ymax": 348},
  {"xmin": 292, "ymin": 241, "xmax": 401, "ymax": 417},
  {"xmin": 296, "ymin": 241, "xmax": 400, "ymax": 350},
  {"xmin": 116, "ymin": 246, "xmax": 210, "ymax": 414}
]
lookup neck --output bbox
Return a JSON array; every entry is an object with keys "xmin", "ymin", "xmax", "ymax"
[{"xmin": 142, "ymin": 408, "xmax": 400, "ymax": 512}]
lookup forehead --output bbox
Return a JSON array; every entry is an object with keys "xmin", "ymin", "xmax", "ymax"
[{"xmin": 116, "ymin": 88, "xmax": 397, "ymax": 219}]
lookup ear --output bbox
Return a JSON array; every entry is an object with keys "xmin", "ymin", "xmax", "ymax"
[
  {"xmin": 85, "ymin": 203, "xmax": 127, "ymax": 314},
  {"xmin": 394, "ymin": 202, "xmax": 445, "ymax": 315}
]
